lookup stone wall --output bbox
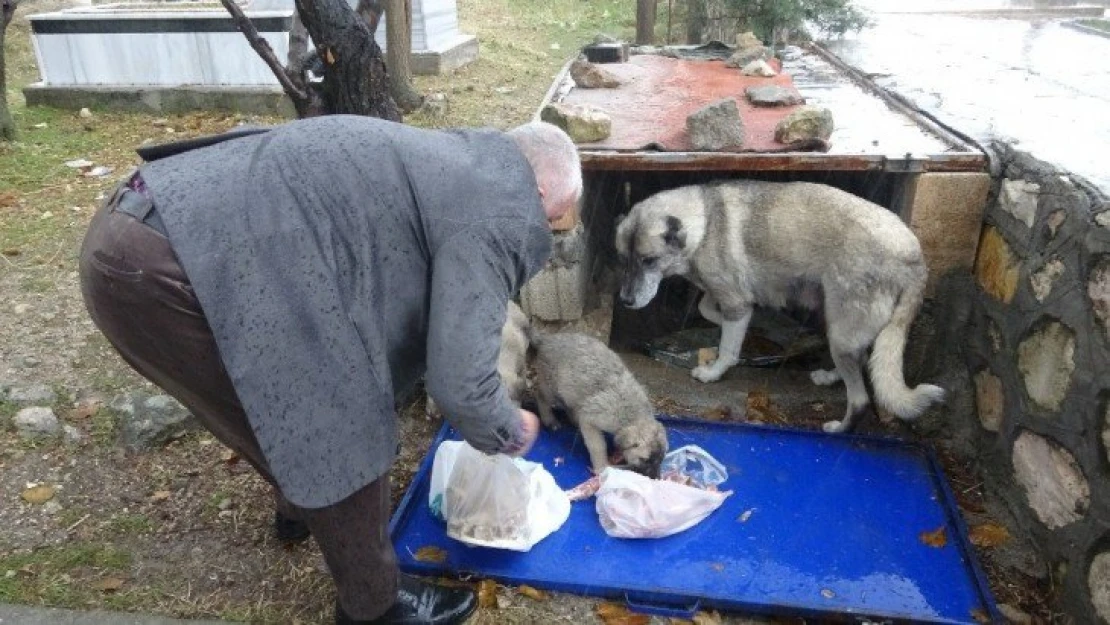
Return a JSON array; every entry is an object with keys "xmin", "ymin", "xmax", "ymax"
[{"xmin": 963, "ymin": 142, "xmax": 1110, "ymax": 621}]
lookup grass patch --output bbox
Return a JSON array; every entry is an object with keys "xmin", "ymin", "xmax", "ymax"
[
  {"xmin": 0, "ymin": 543, "xmax": 132, "ymax": 607},
  {"xmin": 107, "ymin": 513, "xmax": 154, "ymax": 535}
]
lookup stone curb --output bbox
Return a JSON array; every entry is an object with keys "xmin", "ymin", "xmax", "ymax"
[{"xmin": 1062, "ymin": 20, "xmax": 1110, "ymax": 41}]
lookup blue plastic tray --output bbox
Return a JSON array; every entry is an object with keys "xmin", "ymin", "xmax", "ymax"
[{"xmin": 389, "ymin": 417, "xmax": 1001, "ymax": 623}]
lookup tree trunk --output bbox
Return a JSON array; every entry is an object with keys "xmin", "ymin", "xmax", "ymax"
[
  {"xmin": 636, "ymin": 0, "xmax": 656, "ymax": 45},
  {"xmin": 384, "ymin": 0, "xmax": 422, "ymax": 113},
  {"xmin": 686, "ymin": 0, "xmax": 705, "ymax": 44},
  {"xmin": 295, "ymin": 0, "xmax": 400, "ymax": 120},
  {"xmin": 1, "ymin": 0, "xmax": 18, "ymax": 141}
]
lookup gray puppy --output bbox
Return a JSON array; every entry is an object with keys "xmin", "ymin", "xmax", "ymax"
[
  {"xmin": 527, "ymin": 331, "xmax": 668, "ymax": 478},
  {"xmin": 426, "ymin": 300, "xmax": 531, "ymax": 417}
]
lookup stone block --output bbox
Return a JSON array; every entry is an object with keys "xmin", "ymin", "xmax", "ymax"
[
  {"xmin": 773, "ymin": 106, "xmax": 833, "ymax": 144},
  {"xmin": 1091, "ymin": 255, "xmax": 1110, "ymax": 340},
  {"xmin": 908, "ymin": 173, "xmax": 991, "ymax": 296},
  {"xmin": 975, "ymin": 226, "xmax": 1020, "ymax": 304},
  {"xmin": 687, "ymin": 98, "xmax": 745, "ymax": 151},
  {"xmin": 540, "ymin": 102, "xmax": 612, "ymax": 144},
  {"xmin": 1089, "ymin": 552, "xmax": 1110, "ymax": 623},
  {"xmin": 973, "ymin": 369, "xmax": 1004, "ymax": 432},
  {"xmin": 519, "ymin": 261, "xmax": 589, "ymax": 322},
  {"xmin": 1030, "ymin": 257, "xmax": 1065, "ymax": 303},
  {"xmin": 999, "ymin": 179, "xmax": 1041, "ymax": 229},
  {"xmin": 1012, "ymin": 431, "xmax": 1089, "ymax": 529},
  {"xmin": 1017, "ymin": 319, "xmax": 1075, "ymax": 412}
]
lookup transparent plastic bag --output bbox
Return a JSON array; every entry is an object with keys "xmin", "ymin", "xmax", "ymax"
[
  {"xmin": 429, "ymin": 441, "xmax": 570, "ymax": 551},
  {"xmin": 596, "ymin": 450, "xmax": 732, "ymax": 539}
]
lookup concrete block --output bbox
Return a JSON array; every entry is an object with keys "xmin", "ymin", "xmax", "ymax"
[
  {"xmin": 519, "ymin": 261, "xmax": 588, "ymax": 322},
  {"xmin": 410, "ymin": 34, "xmax": 480, "ymax": 76},
  {"xmin": 907, "ymin": 172, "xmax": 991, "ymax": 296},
  {"xmin": 23, "ymin": 83, "xmax": 296, "ymax": 116}
]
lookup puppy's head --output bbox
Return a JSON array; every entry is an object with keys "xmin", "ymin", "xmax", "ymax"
[
  {"xmin": 614, "ymin": 418, "xmax": 669, "ymax": 479},
  {"xmin": 614, "ymin": 199, "xmax": 693, "ymax": 310}
]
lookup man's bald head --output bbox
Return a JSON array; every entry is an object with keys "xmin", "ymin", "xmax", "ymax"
[{"xmin": 507, "ymin": 121, "xmax": 582, "ymax": 223}]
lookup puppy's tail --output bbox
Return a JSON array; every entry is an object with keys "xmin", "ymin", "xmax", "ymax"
[{"xmin": 868, "ymin": 274, "xmax": 946, "ymax": 421}]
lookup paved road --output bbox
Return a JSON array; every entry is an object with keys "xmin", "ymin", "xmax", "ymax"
[{"xmin": 826, "ymin": 0, "xmax": 1110, "ymax": 191}]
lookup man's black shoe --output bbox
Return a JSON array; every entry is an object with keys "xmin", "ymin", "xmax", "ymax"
[
  {"xmin": 274, "ymin": 511, "xmax": 311, "ymax": 543},
  {"xmin": 334, "ymin": 575, "xmax": 477, "ymax": 624}
]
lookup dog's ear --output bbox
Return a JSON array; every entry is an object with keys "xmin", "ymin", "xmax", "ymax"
[{"xmin": 663, "ymin": 216, "xmax": 685, "ymax": 249}]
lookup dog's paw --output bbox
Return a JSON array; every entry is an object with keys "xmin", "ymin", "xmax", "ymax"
[
  {"xmin": 691, "ymin": 364, "xmax": 723, "ymax": 383},
  {"xmin": 809, "ymin": 369, "xmax": 842, "ymax": 386},
  {"xmin": 822, "ymin": 419, "xmax": 848, "ymax": 433}
]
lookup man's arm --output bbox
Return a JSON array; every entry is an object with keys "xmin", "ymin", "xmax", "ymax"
[{"xmin": 424, "ymin": 222, "xmax": 539, "ymax": 454}]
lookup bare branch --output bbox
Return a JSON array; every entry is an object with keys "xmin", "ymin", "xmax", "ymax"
[{"xmin": 218, "ymin": 0, "xmax": 309, "ymax": 102}]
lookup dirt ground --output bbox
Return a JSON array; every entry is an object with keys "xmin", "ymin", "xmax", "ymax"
[{"xmin": 0, "ymin": 0, "xmax": 1060, "ymax": 622}]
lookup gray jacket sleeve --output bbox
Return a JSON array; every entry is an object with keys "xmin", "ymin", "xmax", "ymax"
[{"xmin": 424, "ymin": 220, "xmax": 542, "ymax": 453}]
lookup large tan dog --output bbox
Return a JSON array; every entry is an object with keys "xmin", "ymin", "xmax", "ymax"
[{"xmin": 614, "ymin": 180, "xmax": 945, "ymax": 433}]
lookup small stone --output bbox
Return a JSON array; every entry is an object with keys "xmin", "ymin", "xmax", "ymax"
[
  {"xmin": 21, "ymin": 484, "xmax": 57, "ymax": 505},
  {"xmin": 151, "ymin": 118, "xmax": 169, "ymax": 127},
  {"xmin": 725, "ymin": 46, "xmax": 771, "ymax": 68},
  {"xmin": 164, "ymin": 127, "xmax": 177, "ymax": 135},
  {"xmin": 42, "ymin": 501, "xmax": 63, "ymax": 516},
  {"xmin": 540, "ymin": 102, "xmax": 611, "ymax": 143},
  {"xmin": 745, "ymin": 85, "xmax": 804, "ymax": 107},
  {"xmin": 1046, "ymin": 209, "xmax": 1066, "ymax": 237},
  {"xmin": 593, "ymin": 33, "xmax": 619, "ymax": 44},
  {"xmin": 78, "ymin": 108, "xmax": 92, "ymax": 119},
  {"xmin": 998, "ymin": 179, "xmax": 1040, "ymax": 229},
  {"xmin": 12, "ymin": 303, "xmax": 29, "ymax": 315},
  {"xmin": 686, "ymin": 98, "xmax": 745, "ymax": 151},
  {"xmin": 1029, "ymin": 257, "xmax": 1065, "ymax": 303},
  {"xmin": 63, "ymin": 425, "xmax": 84, "ymax": 446},
  {"xmin": 740, "ymin": 59, "xmax": 776, "ymax": 77},
  {"xmin": 974, "ymin": 226, "xmax": 1020, "ymax": 304},
  {"xmin": 1012, "ymin": 431, "xmax": 1089, "ymax": 529},
  {"xmin": 6, "ymin": 384, "xmax": 56, "ymax": 405},
  {"xmin": 112, "ymin": 393, "xmax": 198, "ymax": 451},
  {"xmin": 973, "ymin": 370, "xmax": 1004, "ymax": 432},
  {"xmin": 774, "ymin": 106, "xmax": 834, "ymax": 144},
  {"xmin": 1017, "ymin": 320, "xmax": 1075, "ymax": 412},
  {"xmin": 420, "ymin": 93, "xmax": 449, "ymax": 118},
  {"xmin": 1096, "ymin": 211, "xmax": 1110, "ymax": 228},
  {"xmin": 736, "ymin": 31, "xmax": 763, "ymax": 50},
  {"xmin": 14, "ymin": 407, "xmax": 61, "ymax": 440},
  {"xmin": 1090, "ymin": 256, "xmax": 1110, "ymax": 340},
  {"xmin": 998, "ymin": 603, "xmax": 1034, "ymax": 625},
  {"xmin": 570, "ymin": 58, "xmax": 621, "ymax": 89}
]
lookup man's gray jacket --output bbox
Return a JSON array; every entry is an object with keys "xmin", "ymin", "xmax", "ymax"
[{"xmin": 139, "ymin": 115, "xmax": 552, "ymax": 508}]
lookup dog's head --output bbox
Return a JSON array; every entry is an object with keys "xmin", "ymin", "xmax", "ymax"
[
  {"xmin": 613, "ymin": 419, "xmax": 669, "ymax": 479},
  {"xmin": 614, "ymin": 195, "xmax": 697, "ymax": 309}
]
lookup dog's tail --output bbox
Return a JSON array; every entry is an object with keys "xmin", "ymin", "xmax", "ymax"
[{"xmin": 868, "ymin": 274, "xmax": 946, "ymax": 421}]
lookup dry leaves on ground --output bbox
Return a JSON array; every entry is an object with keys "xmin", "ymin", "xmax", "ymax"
[
  {"xmin": 969, "ymin": 522, "xmax": 1011, "ymax": 548},
  {"xmin": 93, "ymin": 577, "xmax": 125, "ymax": 593},
  {"xmin": 517, "ymin": 585, "xmax": 548, "ymax": 601},
  {"xmin": 21, "ymin": 484, "xmax": 56, "ymax": 505},
  {"xmin": 746, "ymin": 389, "xmax": 786, "ymax": 424},
  {"xmin": 920, "ymin": 525, "xmax": 948, "ymax": 548},
  {"xmin": 70, "ymin": 399, "xmax": 101, "ymax": 420},
  {"xmin": 477, "ymin": 579, "xmax": 498, "ymax": 609},
  {"xmin": 596, "ymin": 602, "xmax": 649, "ymax": 625}
]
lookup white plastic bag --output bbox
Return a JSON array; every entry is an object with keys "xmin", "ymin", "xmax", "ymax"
[
  {"xmin": 595, "ymin": 466, "xmax": 731, "ymax": 539},
  {"xmin": 428, "ymin": 440, "xmax": 570, "ymax": 552},
  {"xmin": 659, "ymin": 444, "xmax": 729, "ymax": 489}
]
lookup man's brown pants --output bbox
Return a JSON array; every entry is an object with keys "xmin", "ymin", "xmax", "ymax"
[{"xmin": 78, "ymin": 180, "xmax": 399, "ymax": 620}]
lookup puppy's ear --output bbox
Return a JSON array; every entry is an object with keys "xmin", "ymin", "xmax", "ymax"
[{"xmin": 663, "ymin": 216, "xmax": 686, "ymax": 250}]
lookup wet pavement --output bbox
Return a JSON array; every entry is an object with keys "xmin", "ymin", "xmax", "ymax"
[{"xmin": 825, "ymin": 0, "xmax": 1110, "ymax": 190}]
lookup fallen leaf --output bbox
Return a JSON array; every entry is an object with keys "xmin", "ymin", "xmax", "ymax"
[
  {"xmin": 413, "ymin": 546, "xmax": 447, "ymax": 563},
  {"xmin": 920, "ymin": 525, "xmax": 948, "ymax": 548},
  {"xmin": 477, "ymin": 579, "xmax": 498, "ymax": 609},
  {"xmin": 969, "ymin": 522, "xmax": 1010, "ymax": 548},
  {"xmin": 596, "ymin": 602, "xmax": 649, "ymax": 625},
  {"xmin": 746, "ymin": 389, "xmax": 785, "ymax": 424},
  {"xmin": 692, "ymin": 611, "xmax": 723, "ymax": 625},
  {"xmin": 517, "ymin": 585, "xmax": 548, "ymax": 601},
  {"xmin": 151, "ymin": 490, "xmax": 172, "ymax": 502},
  {"xmin": 21, "ymin": 485, "xmax": 56, "ymax": 505},
  {"xmin": 702, "ymin": 405, "xmax": 732, "ymax": 421},
  {"xmin": 325, "ymin": 48, "xmax": 336, "ymax": 65},
  {"xmin": 94, "ymin": 577, "xmax": 124, "ymax": 592}
]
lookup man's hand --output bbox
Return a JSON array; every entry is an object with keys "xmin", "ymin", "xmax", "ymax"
[{"xmin": 501, "ymin": 408, "xmax": 540, "ymax": 457}]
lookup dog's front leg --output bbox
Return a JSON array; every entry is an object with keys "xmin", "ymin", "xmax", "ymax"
[
  {"xmin": 580, "ymin": 423, "xmax": 610, "ymax": 475},
  {"xmin": 692, "ymin": 306, "xmax": 752, "ymax": 383}
]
